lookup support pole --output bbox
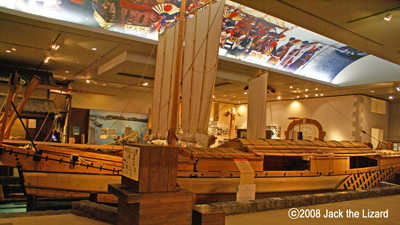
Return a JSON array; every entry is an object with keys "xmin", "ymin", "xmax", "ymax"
[
  {"xmin": 168, "ymin": 0, "xmax": 186, "ymax": 147},
  {"xmin": 4, "ymin": 75, "xmax": 41, "ymax": 139}
]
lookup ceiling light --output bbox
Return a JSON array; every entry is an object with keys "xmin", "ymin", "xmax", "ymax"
[
  {"xmin": 65, "ymin": 71, "xmax": 70, "ymax": 74},
  {"xmin": 384, "ymin": 13, "xmax": 392, "ymax": 21},
  {"xmin": 51, "ymin": 44, "xmax": 60, "ymax": 50},
  {"xmin": 315, "ymin": 88, "xmax": 318, "ymax": 91},
  {"xmin": 320, "ymin": 93, "xmax": 324, "ymax": 96},
  {"xmin": 315, "ymin": 94, "xmax": 319, "ymax": 97},
  {"xmin": 371, "ymin": 90, "xmax": 375, "ymax": 93},
  {"xmin": 44, "ymin": 57, "xmax": 50, "ymax": 63},
  {"xmin": 5, "ymin": 50, "xmax": 11, "ymax": 53},
  {"xmin": 92, "ymin": 47, "xmax": 97, "ymax": 51},
  {"xmin": 305, "ymin": 89, "xmax": 308, "ymax": 92},
  {"xmin": 296, "ymin": 96, "xmax": 300, "ymax": 98},
  {"xmin": 277, "ymin": 96, "xmax": 281, "ymax": 100},
  {"xmin": 305, "ymin": 95, "xmax": 308, "ymax": 98},
  {"xmin": 290, "ymin": 86, "xmax": 293, "ymax": 89},
  {"xmin": 86, "ymin": 80, "xmax": 90, "ymax": 83},
  {"xmin": 389, "ymin": 96, "xmax": 394, "ymax": 99},
  {"xmin": 244, "ymin": 91, "xmax": 247, "ymax": 95},
  {"xmin": 11, "ymin": 48, "xmax": 16, "ymax": 51},
  {"xmin": 213, "ymin": 95, "xmax": 215, "ymax": 98},
  {"xmin": 103, "ymin": 84, "xmax": 106, "ymax": 86},
  {"xmin": 233, "ymin": 95, "xmax": 236, "ymax": 98},
  {"xmin": 396, "ymin": 86, "xmax": 400, "ymax": 92},
  {"xmin": 143, "ymin": 82, "xmax": 148, "ymax": 86}
]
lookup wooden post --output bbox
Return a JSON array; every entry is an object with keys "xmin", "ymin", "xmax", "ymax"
[
  {"xmin": 168, "ymin": 0, "xmax": 186, "ymax": 147},
  {"xmin": 0, "ymin": 89, "xmax": 14, "ymax": 145},
  {"xmin": 4, "ymin": 76, "xmax": 41, "ymax": 138}
]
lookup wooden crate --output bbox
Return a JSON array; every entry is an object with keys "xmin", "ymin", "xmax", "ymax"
[
  {"xmin": 122, "ymin": 144, "xmax": 178, "ymax": 193},
  {"xmin": 109, "ymin": 184, "xmax": 193, "ymax": 225}
]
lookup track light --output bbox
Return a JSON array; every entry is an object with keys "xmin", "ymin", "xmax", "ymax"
[{"xmin": 384, "ymin": 13, "xmax": 392, "ymax": 21}]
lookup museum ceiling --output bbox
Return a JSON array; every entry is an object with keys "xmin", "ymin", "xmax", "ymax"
[{"xmin": 0, "ymin": 0, "xmax": 399, "ymax": 103}]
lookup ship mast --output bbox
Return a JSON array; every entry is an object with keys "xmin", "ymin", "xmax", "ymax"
[{"xmin": 168, "ymin": 0, "xmax": 186, "ymax": 147}]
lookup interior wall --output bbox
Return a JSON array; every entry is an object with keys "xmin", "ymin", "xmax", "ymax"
[
  {"xmin": 388, "ymin": 101, "xmax": 400, "ymax": 142},
  {"xmin": 70, "ymin": 83, "xmax": 153, "ymax": 115},
  {"xmin": 358, "ymin": 96, "xmax": 389, "ymax": 146},
  {"xmin": 234, "ymin": 96, "xmax": 358, "ymax": 141}
]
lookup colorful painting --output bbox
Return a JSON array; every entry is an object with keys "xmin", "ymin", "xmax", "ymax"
[
  {"xmin": 88, "ymin": 109, "xmax": 148, "ymax": 145},
  {"xmin": 0, "ymin": 0, "xmax": 371, "ymax": 83}
]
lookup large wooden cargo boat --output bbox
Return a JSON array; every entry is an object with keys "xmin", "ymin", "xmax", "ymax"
[{"xmin": 1, "ymin": 138, "xmax": 399, "ymax": 204}]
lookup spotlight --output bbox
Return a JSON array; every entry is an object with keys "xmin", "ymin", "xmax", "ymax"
[
  {"xmin": 143, "ymin": 82, "xmax": 148, "ymax": 86},
  {"xmin": 396, "ymin": 86, "xmax": 400, "ymax": 92},
  {"xmin": 86, "ymin": 80, "xmax": 90, "ymax": 83},
  {"xmin": 44, "ymin": 57, "xmax": 51, "ymax": 63},
  {"xmin": 384, "ymin": 13, "xmax": 392, "ymax": 21}
]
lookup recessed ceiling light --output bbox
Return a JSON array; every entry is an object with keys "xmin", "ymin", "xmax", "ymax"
[
  {"xmin": 290, "ymin": 86, "xmax": 293, "ymax": 89},
  {"xmin": 143, "ymin": 82, "xmax": 148, "ymax": 86},
  {"xmin": 65, "ymin": 71, "xmax": 70, "ymax": 74},
  {"xmin": 389, "ymin": 96, "xmax": 394, "ymax": 99},
  {"xmin": 103, "ymin": 84, "xmax": 106, "ymax": 86},
  {"xmin": 86, "ymin": 80, "xmax": 90, "ymax": 83},
  {"xmin": 315, "ymin": 88, "xmax": 318, "ymax": 91},
  {"xmin": 305, "ymin": 89, "xmax": 308, "ymax": 92},
  {"xmin": 92, "ymin": 48, "xmax": 97, "ymax": 51},
  {"xmin": 6, "ymin": 50, "xmax": 11, "ymax": 53},
  {"xmin": 396, "ymin": 87, "xmax": 400, "ymax": 92},
  {"xmin": 296, "ymin": 96, "xmax": 300, "ymax": 98},
  {"xmin": 320, "ymin": 93, "xmax": 324, "ymax": 96},
  {"xmin": 277, "ymin": 96, "xmax": 281, "ymax": 100},
  {"xmin": 44, "ymin": 57, "xmax": 50, "ymax": 63},
  {"xmin": 213, "ymin": 95, "xmax": 215, "ymax": 98},
  {"xmin": 371, "ymin": 90, "xmax": 375, "ymax": 93},
  {"xmin": 315, "ymin": 94, "xmax": 319, "ymax": 96},
  {"xmin": 244, "ymin": 91, "xmax": 247, "ymax": 95},
  {"xmin": 233, "ymin": 95, "xmax": 236, "ymax": 98},
  {"xmin": 305, "ymin": 95, "xmax": 308, "ymax": 98},
  {"xmin": 51, "ymin": 44, "xmax": 60, "ymax": 50},
  {"xmin": 11, "ymin": 48, "xmax": 16, "ymax": 51}
]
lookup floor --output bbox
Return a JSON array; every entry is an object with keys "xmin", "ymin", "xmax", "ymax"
[
  {"xmin": 0, "ymin": 195, "xmax": 399, "ymax": 225},
  {"xmin": 226, "ymin": 195, "xmax": 400, "ymax": 225}
]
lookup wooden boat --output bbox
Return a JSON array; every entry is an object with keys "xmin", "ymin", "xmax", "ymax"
[{"xmin": 1, "ymin": 138, "xmax": 400, "ymax": 204}]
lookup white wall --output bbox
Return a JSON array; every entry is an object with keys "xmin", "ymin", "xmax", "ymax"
[
  {"xmin": 235, "ymin": 95, "xmax": 358, "ymax": 141},
  {"xmin": 358, "ymin": 96, "xmax": 389, "ymax": 145},
  {"xmin": 71, "ymin": 83, "xmax": 153, "ymax": 114},
  {"xmin": 388, "ymin": 101, "xmax": 400, "ymax": 142}
]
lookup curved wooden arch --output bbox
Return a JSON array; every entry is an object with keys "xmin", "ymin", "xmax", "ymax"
[{"xmin": 284, "ymin": 118, "xmax": 326, "ymax": 141}]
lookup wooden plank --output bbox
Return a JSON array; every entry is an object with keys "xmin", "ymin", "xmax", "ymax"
[
  {"xmin": 149, "ymin": 146, "xmax": 160, "ymax": 192},
  {"xmin": 159, "ymin": 147, "xmax": 169, "ymax": 192},
  {"xmin": 139, "ymin": 146, "xmax": 151, "ymax": 192},
  {"xmin": 168, "ymin": 147, "xmax": 178, "ymax": 191}
]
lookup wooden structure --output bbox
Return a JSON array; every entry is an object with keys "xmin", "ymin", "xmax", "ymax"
[{"xmin": 109, "ymin": 144, "xmax": 194, "ymax": 225}]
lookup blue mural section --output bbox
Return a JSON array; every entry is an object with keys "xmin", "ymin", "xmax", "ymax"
[{"xmin": 0, "ymin": 0, "xmax": 368, "ymax": 83}]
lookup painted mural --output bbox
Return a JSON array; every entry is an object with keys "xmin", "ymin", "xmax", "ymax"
[
  {"xmin": 1, "ymin": 0, "xmax": 369, "ymax": 82},
  {"xmin": 88, "ymin": 109, "xmax": 148, "ymax": 145}
]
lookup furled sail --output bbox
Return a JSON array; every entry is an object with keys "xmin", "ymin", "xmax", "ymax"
[
  {"xmin": 247, "ymin": 71, "xmax": 269, "ymax": 139},
  {"xmin": 150, "ymin": 0, "xmax": 225, "ymax": 148}
]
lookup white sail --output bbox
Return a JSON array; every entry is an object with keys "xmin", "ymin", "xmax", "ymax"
[
  {"xmin": 178, "ymin": 0, "xmax": 224, "ymax": 147},
  {"xmin": 150, "ymin": 0, "xmax": 225, "ymax": 148},
  {"xmin": 247, "ymin": 71, "xmax": 269, "ymax": 139}
]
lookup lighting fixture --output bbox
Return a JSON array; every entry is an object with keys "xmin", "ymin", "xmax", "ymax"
[
  {"xmin": 86, "ymin": 80, "xmax": 90, "ymax": 83},
  {"xmin": 65, "ymin": 71, "xmax": 70, "ymax": 74},
  {"xmin": 315, "ymin": 88, "xmax": 318, "ymax": 91},
  {"xmin": 315, "ymin": 94, "xmax": 319, "ymax": 97},
  {"xmin": 51, "ymin": 44, "xmax": 60, "ymax": 50},
  {"xmin": 305, "ymin": 95, "xmax": 308, "ymax": 98},
  {"xmin": 103, "ymin": 84, "xmax": 106, "ymax": 86},
  {"xmin": 5, "ymin": 50, "xmax": 11, "ymax": 53},
  {"xmin": 320, "ymin": 93, "xmax": 324, "ymax": 96},
  {"xmin": 371, "ymin": 90, "xmax": 375, "ymax": 93},
  {"xmin": 213, "ymin": 95, "xmax": 215, "ymax": 98},
  {"xmin": 44, "ymin": 57, "xmax": 50, "ymax": 63},
  {"xmin": 384, "ymin": 13, "xmax": 392, "ymax": 21},
  {"xmin": 143, "ymin": 82, "xmax": 148, "ymax": 86},
  {"xmin": 233, "ymin": 95, "xmax": 236, "ymax": 98},
  {"xmin": 277, "ymin": 96, "xmax": 281, "ymax": 100},
  {"xmin": 396, "ymin": 86, "xmax": 400, "ymax": 92},
  {"xmin": 290, "ymin": 86, "xmax": 293, "ymax": 89},
  {"xmin": 92, "ymin": 47, "xmax": 97, "ymax": 51},
  {"xmin": 244, "ymin": 91, "xmax": 247, "ymax": 95},
  {"xmin": 389, "ymin": 96, "xmax": 394, "ymax": 99},
  {"xmin": 305, "ymin": 89, "xmax": 308, "ymax": 92},
  {"xmin": 296, "ymin": 96, "xmax": 300, "ymax": 98},
  {"xmin": 11, "ymin": 48, "xmax": 16, "ymax": 51}
]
